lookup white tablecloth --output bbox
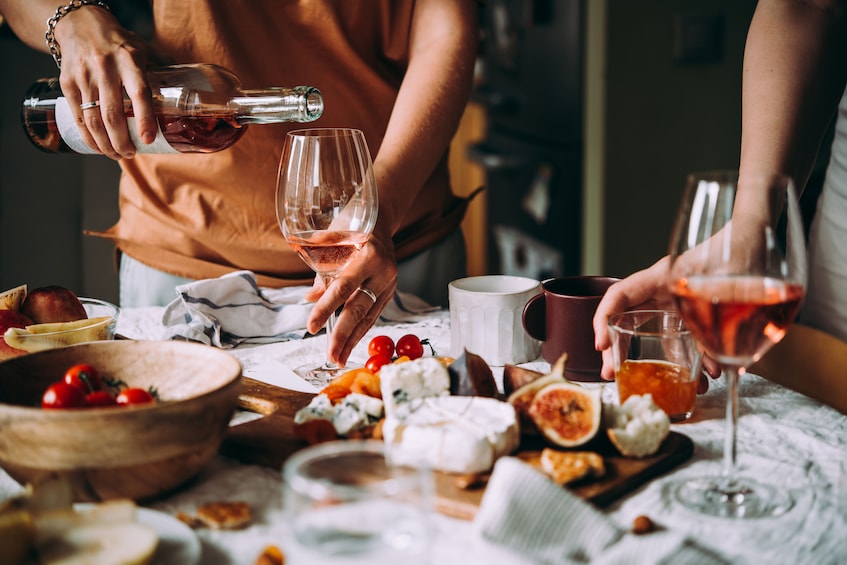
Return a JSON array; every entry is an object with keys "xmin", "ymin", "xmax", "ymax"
[{"xmin": 3, "ymin": 306, "xmax": 847, "ymax": 564}]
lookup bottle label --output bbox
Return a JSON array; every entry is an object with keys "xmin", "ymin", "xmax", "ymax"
[{"xmin": 55, "ymin": 97, "xmax": 179, "ymax": 154}]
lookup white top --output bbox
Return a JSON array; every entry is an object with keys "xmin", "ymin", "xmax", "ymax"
[
  {"xmin": 1, "ymin": 306, "xmax": 846, "ymax": 564},
  {"xmin": 800, "ymin": 85, "xmax": 847, "ymax": 341}
]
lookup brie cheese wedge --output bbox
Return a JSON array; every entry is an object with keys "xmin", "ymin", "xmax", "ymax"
[{"xmin": 383, "ymin": 396, "xmax": 520, "ymax": 474}]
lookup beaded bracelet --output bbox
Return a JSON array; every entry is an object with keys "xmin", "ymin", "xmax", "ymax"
[{"xmin": 45, "ymin": 0, "xmax": 111, "ymax": 69}]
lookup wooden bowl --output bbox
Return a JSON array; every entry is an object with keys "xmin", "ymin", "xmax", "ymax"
[{"xmin": 0, "ymin": 340, "xmax": 242, "ymax": 502}]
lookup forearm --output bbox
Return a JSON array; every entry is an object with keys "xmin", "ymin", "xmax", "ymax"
[
  {"xmin": 0, "ymin": 0, "xmax": 116, "ymax": 57},
  {"xmin": 740, "ymin": 0, "xmax": 847, "ymax": 191},
  {"xmin": 0, "ymin": 0, "xmax": 64, "ymax": 52},
  {"xmin": 372, "ymin": 0, "xmax": 478, "ymax": 240}
]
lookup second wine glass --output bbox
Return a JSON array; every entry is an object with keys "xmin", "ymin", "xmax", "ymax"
[
  {"xmin": 276, "ymin": 128, "xmax": 378, "ymax": 386},
  {"xmin": 667, "ymin": 170, "xmax": 807, "ymax": 518}
]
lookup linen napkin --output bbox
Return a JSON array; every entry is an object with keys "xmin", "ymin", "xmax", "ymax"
[
  {"xmin": 162, "ymin": 270, "xmax": 442, "ymax": 348},
  {"xmin": 473, "ymin": 457, "xmax": 729, "ymax": 565}
]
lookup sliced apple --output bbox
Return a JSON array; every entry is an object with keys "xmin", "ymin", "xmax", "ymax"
[
  {"xmin": 35, "ymin": 500, "xmax": 158, "ymax": 565},
  {"xmin": 24, "ymin": 316, "xmax": 112, "ymax": 335},
  {"xmin": 37, "ymin": 521, "xmax": 158, "ymax": 565},
  {"xmin": 35, "ymin": 500, "xmax": 137, "ymax": 541},
  {"xmin": 4, "ymin": 317, "xmax": 113, "ymax": 352},
  {"xmin": 0, "ymin": 284, "xmax": 27, "ymax": 311}
]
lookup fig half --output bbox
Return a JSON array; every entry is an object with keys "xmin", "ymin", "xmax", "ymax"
[{"xmin": 528, "ymin": 382, "xmax": 602, "ymax": 448}]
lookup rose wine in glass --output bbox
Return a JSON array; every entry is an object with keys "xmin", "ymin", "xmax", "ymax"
[
  {"xmin": 667, "ymin": 170, "xmax": 806, "ymax": 518},
  {"xmin": 276, "ymin": 128, "xmax": 378, "ymax": 386}
]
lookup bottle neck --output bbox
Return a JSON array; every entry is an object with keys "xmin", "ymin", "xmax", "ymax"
[{"xmin": 231, "ymin": 87, "xmax": 324, "ymax": 124}]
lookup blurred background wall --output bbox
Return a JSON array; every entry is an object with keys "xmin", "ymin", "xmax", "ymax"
[{"xmin": 3, "ymin": 0, "xmax": 822, "ymax": 305}]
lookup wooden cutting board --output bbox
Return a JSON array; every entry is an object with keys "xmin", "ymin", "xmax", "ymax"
[{"xmin": 221, "ymin": 377, "xmax": 694, "ymax": 520}]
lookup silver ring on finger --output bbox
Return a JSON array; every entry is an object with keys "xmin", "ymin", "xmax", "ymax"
[
  {"xmin": 356, "ymin": 286, "xmax": 377, "ymax": 305},
  {"xmin": 80, "ymin": 100, "xmax": 100, "ymax": 110}
]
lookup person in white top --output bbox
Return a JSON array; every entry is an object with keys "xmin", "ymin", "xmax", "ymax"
[{"xmin": 593, "ymin": 0, "xmax": 847, "ymax": 397}]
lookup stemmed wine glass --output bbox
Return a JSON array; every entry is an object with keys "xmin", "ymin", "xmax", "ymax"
[
  {"xmin": 276, "ymin": 128, "xmax": 378, "ymax": 387},
  {"xmin": 667, "ymin": 170, "xmax": 807, "ymax": 518}
]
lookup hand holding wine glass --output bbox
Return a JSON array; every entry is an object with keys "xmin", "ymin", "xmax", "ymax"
[
  {"xmin": 667, "ymin": 170, "xmax": 807, "ymax": 518},
  {"xmin": 276, "ymin": 128, "xmax": 378, "ymax": 386}
]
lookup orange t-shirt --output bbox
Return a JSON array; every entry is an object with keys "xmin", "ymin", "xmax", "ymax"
[{"xmin": 99, "ymin": 0, "xmax": 469, "ymax": 287}]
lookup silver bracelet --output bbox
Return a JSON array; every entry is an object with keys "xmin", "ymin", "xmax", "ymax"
[{"xmin": 45, "ymin": 0, "xmax": 111, "ymax": 69}]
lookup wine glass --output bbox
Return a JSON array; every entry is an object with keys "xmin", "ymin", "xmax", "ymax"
[
  {"xmin": 276, "ymin": 128, "xmax": 378, "ymax": 387},
  {"xmin": 667, "ymin": 170, "xmax": 807, "ymax": 518}
]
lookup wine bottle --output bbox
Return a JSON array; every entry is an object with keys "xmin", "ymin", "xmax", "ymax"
[{"xmin": 21, "ymin": 63, "xmax": 324, "ymax": 154}]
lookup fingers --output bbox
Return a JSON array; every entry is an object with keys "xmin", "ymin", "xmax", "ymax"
[
  {"xmin": 67, "ymin": 63, "xmax": 135, "ymax": 159},
  {"xmin": 53, "ymin": 9, "xmax": 155, "ymax": 159},
  {"xmin": 593, "ymin": 257, "xmax": 676, "ymax": 380},
  {"xmin": 600, "ymin": 348, "xmax": 616, "ymax": 381},
  {"xmin": 309, "ymin": 276, "xmax": 395, "ymax": 366},
  {"xmin": 697, "ymin": 372, "xmax": 710, "ymax": 394},
  {"xmin": 305, "ymin": 242, "xmax": 399, "ymax": 366},
  {"xmin": 332, "ymin": 280, "xmax": 396, "ymax": 365},
  {"xmin": 702, "ymin": 354, "xmax": 721, "ymax": 378}
]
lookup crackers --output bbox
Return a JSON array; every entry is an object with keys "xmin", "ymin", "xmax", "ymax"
[
  {"xmin": 177, "ymin": 501, "xmax": 253, "ymax": 530},
  {"xmin": 519, "ymin": 448, "xmax": 605, "ymax": 486}
]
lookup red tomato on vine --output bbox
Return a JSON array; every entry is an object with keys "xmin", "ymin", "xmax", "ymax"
[{"xmin": 367, "ymin": 335, "xmax": 395, "ymax": 358}]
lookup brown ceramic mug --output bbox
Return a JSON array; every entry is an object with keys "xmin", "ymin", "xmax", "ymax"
[{"xmin": 522, "ymin": 276, "xmax": 620, "ymax": 381}]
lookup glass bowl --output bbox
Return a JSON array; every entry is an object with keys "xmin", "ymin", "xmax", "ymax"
[{"xmin": 6, "ymin": 297, "xmax": 120, "ymax": 353}]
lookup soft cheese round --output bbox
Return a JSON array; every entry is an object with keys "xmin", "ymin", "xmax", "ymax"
[{"xmin": 383, "ymin": 396, "xmax": 520, "ymax": 474}]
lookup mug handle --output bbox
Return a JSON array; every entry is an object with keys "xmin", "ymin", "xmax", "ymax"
[{"xmin": 522, "ymin": 293, "xmax": 546, "ymax": 341}]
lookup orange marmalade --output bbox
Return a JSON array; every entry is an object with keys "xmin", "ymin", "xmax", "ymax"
[{"xmin": 616, "ymin": 359, "xmax": 696, "ymax": 421}]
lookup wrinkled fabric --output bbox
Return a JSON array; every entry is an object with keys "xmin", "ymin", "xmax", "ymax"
[
  {"xmin": 161, "ymin": 270, "xmax": 443, "ymax": 347},
  {"xmin": 474, "ymin": 457, "xmax": 729, "ymax": 565},
  {"xmin": 801, "ymin": 85, "xmax": 847, "ymax": 341}
]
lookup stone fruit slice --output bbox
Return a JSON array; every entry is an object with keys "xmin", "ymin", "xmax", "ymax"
[
  {"xmin": 539, "ymin": 448, "xmax": 606, "ymax": 485},
  {"xmin": 0, "ymin": 310, "xmax": 34, "ymax": 359},
  {"xmin": 0, "ymin": 284, "xmax": 27, "ymax": 311},
  {"xmin": 528, "ymin": 382, "xmax": 602, "ymax": 448},
  {"xmin": 21, "ymin": 286, "xmax": 87, "ymax": 324}
]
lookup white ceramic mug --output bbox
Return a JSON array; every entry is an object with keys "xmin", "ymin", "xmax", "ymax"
[{"xmin": 448, "ymin": 275, "xmax": 542, "ymax": 366}]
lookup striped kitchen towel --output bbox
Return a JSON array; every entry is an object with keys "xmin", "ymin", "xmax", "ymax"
[
  {"xmin": 474, "ymin": 457, "xmax": 729, "ymax": 565},
  {"xmin": 162, "ymin": 270, "xmax": 442, "ymax": 348}
]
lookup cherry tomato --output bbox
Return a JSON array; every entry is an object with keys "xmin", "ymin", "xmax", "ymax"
[
  {"xmin": 63, "ymin": 363, "xmax": 103, "ymax": 394},
  {"xmin": 85, "ymin": 390, "xmax": 117, "ymax": 407},
  {"xmin": 365, "ymin": 353, "xmax": 392, "ymax": 374},
  {"xmin": 395, "ymin": 334, "xmax": 424, "ymax": 360},
  {"xmin": 367, "ymin": 335, "xmax": 395, "ymax": 358},
  {"xmin": 116, "ymin": 388, "xmax": 155, "ymax": 406},
  {"xmin": 42, "ymin": 382, "xmax": 87, "ymax": 409}
]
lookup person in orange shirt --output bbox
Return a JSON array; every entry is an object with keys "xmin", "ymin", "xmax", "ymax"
[{"xmin": 0, "ymin": 0, "xmax": 479, "ymax": 366}]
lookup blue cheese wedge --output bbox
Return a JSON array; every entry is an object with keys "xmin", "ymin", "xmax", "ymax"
[
  {"xmin": 294, "ymin": 393, "xmax": 384, "ymax": 436},
  {"xmin": 383, "ymin": 396, "xmax": 520, "ymax": 474},
  {"xmin": 331, "ymin": 393, "xmax": 384, "ymax": 436},
  {"xmin": 293, "ymin": 394, "xmax": 335, "ymax": 424},
  {"xmin": 379, "ymin": 357, "xmax": 450, "ymax": 416}
]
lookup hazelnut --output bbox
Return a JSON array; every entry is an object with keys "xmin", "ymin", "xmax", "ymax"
[{"xmin": 632, "ymin": 514, "xmax": 656, "ymax": 535}]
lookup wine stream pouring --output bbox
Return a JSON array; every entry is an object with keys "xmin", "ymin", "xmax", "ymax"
[{"xmin": 21, "ymin": 63, "xmax": 324, "ymax": 154}]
